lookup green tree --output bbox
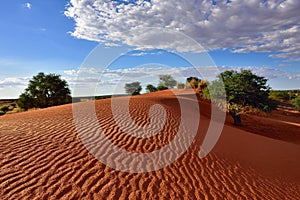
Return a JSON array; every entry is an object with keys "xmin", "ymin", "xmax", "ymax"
[
  {"xmin": 159, "ymin": 75, "xmax": 177, "ymax": 88},
  {"xmin": 210, "ymin": 70, "xmax": 277, "ymax": 125},
  {"xmin": 17, "ymin": 72, "xmax": 71, "ymax": 110},
  {"xmin": 124, "ymin": 82, "xmax": 142, "ymax": 95},
  {"xmin": 292, "ymin": 96, "xmax": 300, "ymax": 111},
  {"xmin": 146, "ymin": 84, "xmax": 158, "ymax": 93}
]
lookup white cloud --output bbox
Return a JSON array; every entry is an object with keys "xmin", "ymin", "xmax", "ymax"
[
  {"xmin": 63, "ymin": 67, "xmax": 100, "ymax": 76},
  {"xmin": 61, "ymin": 65, "xmax": 300, "ymax": 96},
  {"xmin": 63, "ymin": 69, "xmax": 78, "ymax": 76},
  {"xmin": 65, "ymin": 0, "xmax": 300, "ymax": 61},
  {"xmin": 24, "ymin": 2, "xmax": 31, "ymax": 9},
  {"xmin": 216, "ymin": 66, "xmax": 300, "ymax": 80},
  {"xmin": 128, "ymin": 50, "xmax": 164, "ymax": 56},
  {"xmin": 0, "ymin": 77, "xmax": 30, "ymax": 88},
  {"xmin": 64, "ymin": 65, "xmax": 300, "ymax": 85}
]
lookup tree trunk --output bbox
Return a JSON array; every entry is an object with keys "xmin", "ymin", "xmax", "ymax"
[{"xmin": 230, "ymin": 112, "xmax": 242, "ymax": 126}]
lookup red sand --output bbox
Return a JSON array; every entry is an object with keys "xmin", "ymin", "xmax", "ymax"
[{"xmin": 0, "ymin": 90, "xmax": 299, "ymax": 199}]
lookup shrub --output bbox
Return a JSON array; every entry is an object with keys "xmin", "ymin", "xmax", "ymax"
[
  {"xmin": 210, "ymin": 70, "xmax": 277, "ymax": 125},
  {"xmin": 157, "ymin": 85, "xmax": 168, "ymax": 91},
  {"xmin": 292, "ymin": 96, "xmax": 300, "ymax": 111},
  {"xmin": 146, "ymin": 84, "xmax": 158, "ymax": 93},
  {"xmin": 0, "ymin": 106, "xmax": 9, "ymax": 113}
]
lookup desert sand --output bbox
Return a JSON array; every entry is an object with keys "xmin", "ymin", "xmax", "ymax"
[{"xmin": 0, "ymin": 90, "xmax": 299, "ymax": 199}]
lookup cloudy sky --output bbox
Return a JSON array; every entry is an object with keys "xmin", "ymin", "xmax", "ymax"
[{"xmin": 0, "ymin": 0, "xmax": 299, "ymax": 98}]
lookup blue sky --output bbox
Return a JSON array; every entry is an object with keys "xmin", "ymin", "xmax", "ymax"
[{"xmin": 0, "ymin": 0, "xmax": 299, "ymax": 98}]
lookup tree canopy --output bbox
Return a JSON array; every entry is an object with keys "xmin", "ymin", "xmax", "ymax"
[
  {"xmin": 146, "ymin": 84, "xmax": 158, "ymax": 93},
  {"xmin": 209, "ymin": 70, "xmax": 277, "ymax": 125},
  {"xmin": 124, "ymin": 82, "xmax": 142, "ymax": 95},
  {"xmin": 17, "ymin": 72, "xmax": 71, "ymax": 110},
  {"xmin": 158, "ymin": 74, "xmax": 177, "ymax": 88}
]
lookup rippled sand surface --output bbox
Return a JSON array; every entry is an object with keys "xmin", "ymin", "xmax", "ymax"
[{"xmin": 0, "ymin": 91, "xmax": 299, "ymax": 199}]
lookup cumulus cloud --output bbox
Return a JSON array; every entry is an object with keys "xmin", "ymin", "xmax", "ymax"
[
  {"xmin": 65, "ymin": 0, "xmax": 300, "ymax": 61},
  {"xmin": 0, "ymin": 77, "xmax": 30, "ymax": 88},
  {"xmin": 64, "ymin": 65, "xmax": 300, "ymax": 84},
  {"xmin": 62, "ymin": 65, "xmax": 300, "ymax": 96}
]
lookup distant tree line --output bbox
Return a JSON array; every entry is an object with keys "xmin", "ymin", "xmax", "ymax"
[
  {"xmin": 16, "ymin": 70, "xmax": 298, "ymax": 124},
  {"xmin": 124, "ymin": 74, "xmax": 178, "ymax": 95},
  {"xmin": 124, "ymin": 70, "xmax": 281, "ymax": 125},
  {"xmin": 270, "ymin": 90, "xmax": 300, "ymax": 101}
]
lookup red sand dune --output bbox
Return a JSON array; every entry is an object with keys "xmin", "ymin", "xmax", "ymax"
[{"xmin": 0, "ymin": 90, "xmax": 299, "ymax": 199}]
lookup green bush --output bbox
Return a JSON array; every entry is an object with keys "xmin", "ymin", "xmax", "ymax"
[
  {"xmin": 146, "ymin": 84, "xmax": 158, "ymax": 92},
  {"xmin": 202, "ymin": 87, "xmax": 210, "ymax": 99},
  {"xmin": 210, "ymin": 70, "xmax": 277, "ymax": 125},
  {"xmin": 0, "ymin": 111, "xmax": 5, "ymax": 116},
  {"xmin": 0, "ymin": 106, "xmax": 9, "ymax": 113},
  {"xmin": 157, "ymin": 85, "xmax": 168, "ymax": 91},
  {"xmin": 270, "ymin": 91, "xmax": 290, "ymax": 101},
  {"xmin": 292, "ymin": 96, "xmax": 300, "ymax": 111}
]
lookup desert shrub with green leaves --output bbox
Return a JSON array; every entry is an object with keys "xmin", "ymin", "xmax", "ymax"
[
  {"xmin": 157, "ymin": 85, "xmax": 168, "ymax": 91},
  {"xmin": 208, "ymin": 70, "xmax": 277, "ymax": 125},
  {"xmin": 0, "ymin": 106, "xmax": 9, "ymax": 113},
  {"xmin": 292, "ymin": 96, "xmax": 300, "ymax": 111},
  {"xmin": 146, "ymin": 84, "xmax": 158, "ymax": 93}
]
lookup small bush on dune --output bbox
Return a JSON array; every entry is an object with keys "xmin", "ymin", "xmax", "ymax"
[
  {"xmin": 157, "ymin": 85, "xmax": 168, "ymax": 91},
  {"xmin": 146, "ymin": 84, "xmax": 158, "ymax": 93},
  {"xmin": 0, "ymin": 106, "xmax": 9, "ymax": 113},
  {"xmin": 292, "ymin": 96, "xmax": 300, "ymax": 111}
]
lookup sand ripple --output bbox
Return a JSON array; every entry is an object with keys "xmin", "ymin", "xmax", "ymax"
[{"xmin": 0, "ymin": 91, "xmax": 299, "ymax": 199}]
